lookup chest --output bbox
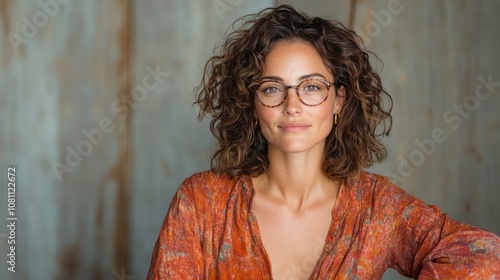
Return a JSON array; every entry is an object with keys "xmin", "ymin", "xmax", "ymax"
[{"xmin": 251, "ymin": 197, "xmax": 335, "ymax": 280}]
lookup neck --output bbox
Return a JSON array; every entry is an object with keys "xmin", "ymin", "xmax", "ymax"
[{"xmin": 255, "ymin": 145, "xmax": 339, "ymax": 210}]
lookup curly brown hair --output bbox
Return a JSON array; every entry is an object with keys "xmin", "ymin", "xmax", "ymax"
[{"xmin": 195, "ymin": 5, "xmax": 392, "ymax": 181}]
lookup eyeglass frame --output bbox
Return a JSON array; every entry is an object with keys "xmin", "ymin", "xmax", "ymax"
[{"xmin": 252, "ymin": 78, "xmax": 341, "ymax": 108}]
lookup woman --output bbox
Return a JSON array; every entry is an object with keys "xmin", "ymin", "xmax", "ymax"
[{"xmin": 148, "ymin": 5, "xmax": 500, "ymax": 279}]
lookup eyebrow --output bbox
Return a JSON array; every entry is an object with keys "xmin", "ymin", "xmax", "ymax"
[{"xmin": 259, "ymin": 73, "xmax": 328, "ymax": 82}]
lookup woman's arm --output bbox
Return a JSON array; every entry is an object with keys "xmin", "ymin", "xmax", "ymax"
[
  {"xmin": 414, "ymin": 215, "xmax": 500, "ymax": 279},
  {"xmin": 378, "ymin": 178, "xmax": 500, "ymax": 279}
]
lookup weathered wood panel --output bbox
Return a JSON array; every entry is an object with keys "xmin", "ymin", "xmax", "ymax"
[{"xmin": 1, "ymin": 0, "xmax": 131, "ymax": 279}]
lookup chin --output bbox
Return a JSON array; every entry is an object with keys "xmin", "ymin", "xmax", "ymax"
[{"xmin": 271, "ymin": 140, "xmax": 324, "ymax": 154}]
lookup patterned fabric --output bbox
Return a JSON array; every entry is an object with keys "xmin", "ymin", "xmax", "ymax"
[{"xmin": 147, "ymin": 171, "xmax": 500, "ymax": 279}]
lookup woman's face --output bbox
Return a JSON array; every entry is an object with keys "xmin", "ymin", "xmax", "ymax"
[{"xmin": 254, "ymin": 40, "xmax": 344, "ymax": 155}]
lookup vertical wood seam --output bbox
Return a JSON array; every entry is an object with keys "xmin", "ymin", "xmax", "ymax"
[{"xmin": 348, "ymin": 0, "xmax": 357, "ymax": 29}]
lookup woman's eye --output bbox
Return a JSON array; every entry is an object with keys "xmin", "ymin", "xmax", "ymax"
[
  {"xmin": 264, "ymin": 87, "xmax": 282, "ymax": 93},
  {"xmin": 304, "ymin": 85, "xmax": 320, "ymax": 92}
]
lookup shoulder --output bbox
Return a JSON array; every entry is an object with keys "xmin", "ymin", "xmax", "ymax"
[
  {"xmin": 170, "ymin": 171, "xmax": 252, "ymax": 225},
  {"xmin": 181, "ymin": 170, "xmax": 243, "ymax": 191},
  {"xmin": 177, "ymin": 170, "xmax": 249, "ymax": 202},
  {"xmin": 181, "ymin": 170, "xmax": 234, "ymax": 187},
  {"xmin": 348, "ymin": 171, "xmax": 429, "ymax": 211},
  {"xmin": 348, "ymin": 170, "xmax": 398, "ymax": 197},
  {"xmin": 348, "ymin": 171, "xmax": 443, "ymax": 227}
]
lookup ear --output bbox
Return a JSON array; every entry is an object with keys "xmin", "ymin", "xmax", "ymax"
[{"xmin": 333, "ymin": 85, "xmax": 346, "ymax": 114}]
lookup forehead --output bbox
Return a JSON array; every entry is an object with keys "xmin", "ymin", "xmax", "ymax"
[{"xmin": 262, "ymin": 40, "xmax": 333, "ymax": 80}]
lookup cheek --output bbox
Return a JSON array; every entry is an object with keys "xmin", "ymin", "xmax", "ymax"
[
  {"xmin": 321, "ymin": 112, "xmax": 334, "ymax": 130},
  {"xmin": 317, "ymin": 105, "xmax": 335, "ymax": 131},
  {"xmin": 254, "ymin": 106, "xmax": 275, "ymax": 141},
  {"xmin": 255, "ymin": 109, "xmax": 273, "ymax": 132},
  {"xmin": 254, "ymin": 100, "xmax": 273, "ymax": 122}
]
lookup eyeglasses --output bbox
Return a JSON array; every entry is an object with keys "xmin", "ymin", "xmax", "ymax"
[{"xmin": 254, "ymin": 78, "xmax": 338, "ymax": 107}]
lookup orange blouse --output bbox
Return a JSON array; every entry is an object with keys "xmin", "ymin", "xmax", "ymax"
[{"xmin": 147, "ymin": 171, "xmax": 500, "ymax": 279}]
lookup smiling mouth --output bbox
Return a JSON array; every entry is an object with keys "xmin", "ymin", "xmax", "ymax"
[{"xmin": 278, "ymin": 123, "xmax": 310, "ymax": 133}]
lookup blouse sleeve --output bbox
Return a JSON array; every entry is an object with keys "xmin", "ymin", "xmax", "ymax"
[
  {"xmin": 380, "ymin": 177, "xmax": 500, "ymax": 279},
  {"xmin": 147, "ymin": 180, "xmax": 204, "ymax": 280}
]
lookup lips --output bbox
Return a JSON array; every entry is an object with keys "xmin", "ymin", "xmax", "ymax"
[{"xmin": 278, "ymin": 122, "xmax": 310, "ymax": 133}]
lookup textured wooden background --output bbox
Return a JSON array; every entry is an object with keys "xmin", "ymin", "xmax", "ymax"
[{"xmin": 1, "ymin": 0, "xmax": 498, "ymax": 279}]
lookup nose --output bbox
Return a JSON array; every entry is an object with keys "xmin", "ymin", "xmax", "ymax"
[{"xmin": 283, "ymin": 88, "xmax": 302, "ymax": 116}]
